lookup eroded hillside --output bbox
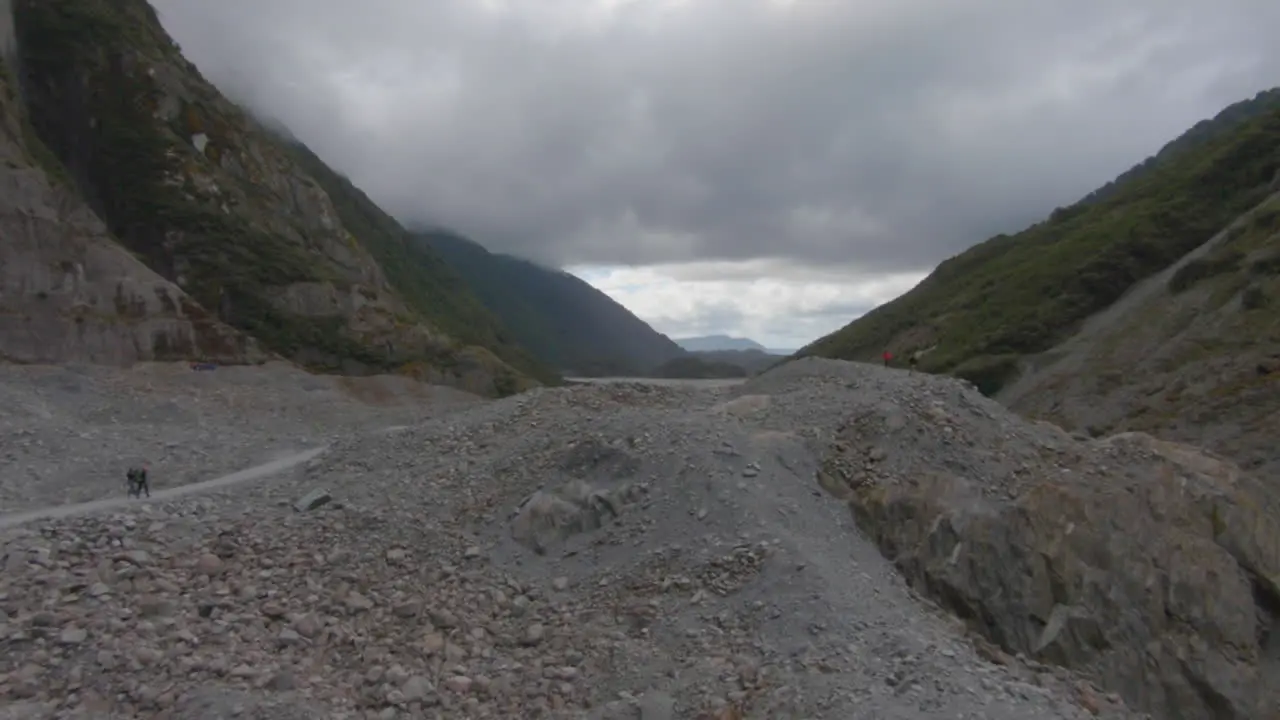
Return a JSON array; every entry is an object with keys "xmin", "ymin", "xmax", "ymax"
[
  {"xmin": 1001, "ymin": 191, "xmax": 1280, "ymax": 474},
  {"xmin": 7, "ymin": 0, "xmax": 536, "ymax": 395}
]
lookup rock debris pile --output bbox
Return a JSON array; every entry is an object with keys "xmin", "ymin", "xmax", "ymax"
[{"xmin": 3, "ymin": 357, "xmax": 1269, "ymax": 718}]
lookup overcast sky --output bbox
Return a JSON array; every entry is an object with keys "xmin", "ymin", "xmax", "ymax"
[{"xmin": 151, "ymin": 0, "xmax": 1280, "ymax": 349}]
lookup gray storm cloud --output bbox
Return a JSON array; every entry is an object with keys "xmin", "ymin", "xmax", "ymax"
[{"xmin": 151, "ymin": 0, "xmax": 1280, "ymax": 272}]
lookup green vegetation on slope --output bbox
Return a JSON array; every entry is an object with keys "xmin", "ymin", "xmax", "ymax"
[
  {"xmin": 800, "ymin": 92, "xmax": 1280, "ymax": 394},
  {"xmin": 416, "ymin": 231, "xmax": 687, "ymax": 375},
  {"xmin": 283, "ymin": 142, "xmax": 560, "ymax": 385},
  {"xmin": 13, "ymin": 0, "xmax": 542, "ymax": 392}
]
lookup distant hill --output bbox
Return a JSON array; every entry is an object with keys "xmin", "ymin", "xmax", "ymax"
[
  {"xmin": 413, "ymin": 230, "xmax": 687, "ymax": 376},
  {"xmin": 799, "ymin": 87, "xmax": 1280, "ymax": 397},
  {"xmin": 677, "ymin": 335, "xmax": 768, "ymax": 352},
  {"xmin": 689, "ymin": 349, "xmax": 781, "ymax": 375},
  {"xmin": 651, "ymin": 354, "xmax": 748, "ymax": 380}
]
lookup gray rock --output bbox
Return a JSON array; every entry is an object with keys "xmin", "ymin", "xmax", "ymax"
[
  {"xmin": 637, "ymin": 690, "xmax": 675, "ymax": 720},
  {"xmin": 57, "ymin": 626, "xmax": 87, "ymax": 645},
  {"xmin": 293, "ymin": 489, "xmax": 332, "ymax": 512}
]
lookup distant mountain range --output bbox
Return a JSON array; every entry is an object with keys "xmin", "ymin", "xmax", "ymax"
[{"xmin": 676, "ymin": 335, "xmax": 793, "ymax": 355}]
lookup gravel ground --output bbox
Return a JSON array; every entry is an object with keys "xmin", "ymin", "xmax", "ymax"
[
  {"xmin": 0, "ymin": 358, "xmax": 1147, "ymax": 719},
  {"xmin": 0, "ymin": 361, "xmax": 482, "ymax": 513}
]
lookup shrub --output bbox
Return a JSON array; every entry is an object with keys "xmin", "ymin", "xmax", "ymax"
[
  {"xmin": 1168, "ymin": 253, "xmax": 1242, "ymax": 293},
  {"xmin": 1241, "ymin": 284, "xmax": 1269, "ymax": 310}
]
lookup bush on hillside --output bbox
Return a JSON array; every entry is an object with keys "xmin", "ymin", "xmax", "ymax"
[
  {"xmin": 1168, "ymin": 252, "xmax": 1244, "ymax": 294},
  {"xmin": 1241, "ymin": 284, "xmax": 1269, "ymax": 310}
]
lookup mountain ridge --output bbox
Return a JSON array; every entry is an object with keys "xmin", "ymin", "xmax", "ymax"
[
  {"xmin": 798, "ymin": 86, "xmax": 1280, "ymax": 397},
  {"xmin": 676, "ymin": 334, "xmax": 768, "ymax": 353},
  {"xmin": 4, "ymin": 0, "xmax": 541, "ymax": 396}
]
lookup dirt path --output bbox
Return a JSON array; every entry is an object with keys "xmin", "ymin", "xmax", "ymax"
[{"xmin": 0, "ymin": 446, "xmax": 326, "ymax": 530}]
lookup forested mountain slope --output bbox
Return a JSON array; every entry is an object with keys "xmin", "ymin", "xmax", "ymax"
[
  {"xmin": 417, "ymin": 230, "xmax": 687, "ymax": 376},
  {"xmin": 798, "ymin": 89, "xmax": 1280, "ymax": 397}
]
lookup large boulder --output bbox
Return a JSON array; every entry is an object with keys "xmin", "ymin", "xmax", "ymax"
[{"xmin": 820, "ymin": 391, "xmax": 1280, "ymax": 720}]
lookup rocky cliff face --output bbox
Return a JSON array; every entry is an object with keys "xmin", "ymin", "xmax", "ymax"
[
  {"xmin": 0, "ymin": 53, "xmax": 262, "ymax": 366},
  {"xmin": 817, "ymin": 375, "xmax": 1280, "ymax": 720},
  {"xmin": 5, "ymin": 0, "xmax": 532, "ymax": 395}
]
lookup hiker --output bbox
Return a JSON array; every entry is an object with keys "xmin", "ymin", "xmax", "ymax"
[
  {"xmin": 909, "ymin": 351, "xmax": 920, "ymax": 374},
  {"xmin": 126, "ymin": 465, "xmax": 151, "ymax": 498},
  {"xmin": 882, "ymin": 351, "xmax": 893, "ymax": 368}
]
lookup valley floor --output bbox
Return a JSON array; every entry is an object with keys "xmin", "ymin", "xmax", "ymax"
[{"xmin": 0, "ymin": 360, "xmax": 1176, "ymax": 719}]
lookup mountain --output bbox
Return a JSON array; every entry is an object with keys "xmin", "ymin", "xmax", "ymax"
[
  {"xmin": 280, "ymin": 144, "xmax": 557, "ymax": 387},
  {"xmin": 687, "ymin": 348, "xmax": 780, "ymax": 375},
  {"xmin": 799, "ymin": 88, "xmax": 1280, "ymax": 398},
  {"xmin": 413, "ymin": 229, "xmax": 687, "ymax": 376},
  {"xmin": 676, "ymin": 335, "xmax": 768, "ymax": 353},
  {"xmin": 650, "ymin": 354, "xmax": 748, "ymax": 380},
  {"xmin": 0, "ymin": 52, "xmax": 263, "ymax": 366},
  {"xmin": 999, "ymin": 190, "xmax": 1280, "ymax": 475},
  {"xmin": 7, "ymin": 0, "xmax": 544, "ymax": 396}
]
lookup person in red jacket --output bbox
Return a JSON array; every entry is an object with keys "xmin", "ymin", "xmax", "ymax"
[{"xmin": 882, "ymin": 350, "xmax": 893, "ymax": 367}]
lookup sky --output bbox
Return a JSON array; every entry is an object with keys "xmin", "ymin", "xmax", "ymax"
[{"xmin": 150, "ymin": 0, "xmax": 1280, "ymax": 350}]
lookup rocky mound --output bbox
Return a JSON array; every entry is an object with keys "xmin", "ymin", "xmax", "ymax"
[
  {"xmin": 0, "ymin": 359, "xmax": 1158, "ymax": 719},
  {"xmin": 817, "ymin": 362, "xmax": 1280, "ymax": 720}
]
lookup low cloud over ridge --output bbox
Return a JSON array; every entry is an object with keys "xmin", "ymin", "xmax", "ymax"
[{"xmin": 150, "ymin": 0, "xmax": 1280, "ymax": 345}]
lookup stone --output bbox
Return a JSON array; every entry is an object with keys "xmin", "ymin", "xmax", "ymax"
[
  {"xmin": 832, "ymin": 422, "xmax": 1280, "ymax": 720},
  {"xmin": 522, "ymin": 623, "xmax": 546, "ymax": 646},
  {"xmin": 402, "ymin": 675, "xmax": 433, "ymax": 702},
  {"xmin": 638, "ymin": 690, "xmax": 676, "ymax": 720},
  {"xmin": 444, "ymin": 675, "xmax": 473, "ymax": 694},
  {"xmin": 293, "ymin": 489, "xmax": 332, "ymax": 512},
  {"xmin": 194, "ymin": 553, "xmax": 224, "ymax": 576}
]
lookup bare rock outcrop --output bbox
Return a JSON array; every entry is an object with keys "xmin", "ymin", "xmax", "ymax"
[
  {"xmin": 0, "ymin": 59, "xmax": 263, "ymax": 366},
  {"xmin": 822, "ymin": 388, "xmax": 1280, "ymax": 720}
]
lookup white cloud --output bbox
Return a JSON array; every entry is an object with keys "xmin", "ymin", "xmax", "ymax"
[{"xmin": 567, "ymin": 260, "xmax": 928, "ymax": 349}]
